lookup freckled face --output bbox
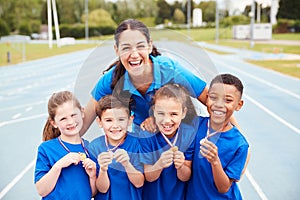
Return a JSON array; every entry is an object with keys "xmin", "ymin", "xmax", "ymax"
[
  {"xmin": 51, "ymin": 101, "xmax": 84, "ymax": 137},
  {"xmin": 115, "ymin": 30, "xmax": 153, "ymax": 77}
]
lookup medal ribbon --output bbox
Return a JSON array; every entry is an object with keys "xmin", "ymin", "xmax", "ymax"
[
  {"xmin": 104, "ymin": 134, "xmax": 125, "ymax": 153},
  {"xmin": 58, "ymin": 137, "xmax": 90, "ymax": 158},
  {"xmin": 160, "ymin": 129, "xmax": 179, "ymax": 148}
]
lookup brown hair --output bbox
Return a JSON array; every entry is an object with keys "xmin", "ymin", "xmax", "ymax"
[
  {"xmin": 95, "ymin": 95, "xmax": 131, "ymax": 119},
  {"xmin": 104, "ymin": 19, "xmax": 161, "ymax": 105},
  {"xmin": 152, "ymin": 84, "xmax": 197, "ymax": 124},
  {"xmin": 42, "ymin": 91, "xmax": 82, "ymax": 141}
]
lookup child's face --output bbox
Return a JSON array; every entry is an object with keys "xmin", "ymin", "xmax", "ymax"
[
  {"xmin": 115, "ymin": 29, "xmax": 152, "ymax": 77},
  {"xmin": 153, "ymin": 97, "xmax": 187, "ymax": 138},
  {"xmin": 207, "ymin": 83, "xmax": 243, "ymax": 128},
  {"xmin": 97, "ymin": 108, "xmax": 133, "ymax": 146},
  {"xmin": 51, "ymin": 101, "xmax": 84, "ymax": 137}
]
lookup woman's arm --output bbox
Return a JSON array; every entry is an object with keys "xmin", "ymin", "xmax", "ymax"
[
  {"xmin": 80, "ymin": 97, "xmax": 97, "ymax": 136},
  {"xmin": 197, "ymin": 86, "xmax": 208, "ymax": 105}
]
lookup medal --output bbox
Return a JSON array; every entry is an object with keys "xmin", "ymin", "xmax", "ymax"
[{"xmin": 58, "ymin": 137, "xmax": 90, "ymax": 160}]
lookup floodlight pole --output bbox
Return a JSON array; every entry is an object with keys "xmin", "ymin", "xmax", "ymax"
[
  {"xmin": 47, "ymin": 0, "xmax": 53, "ymax": 48},
  {"xmin": 250, "ymin": 0, "xmax": 255, "ymax": 48},
  {"xmin": 85, "ymin": 0, "xmax": 89, "ymax": 41},
  {"xmin": 215, "ymin": 0, "xmax": 219, "ymax": 43},
  {"xmin": 52, "ymin": 0, "xmax": 61, "ymax": 47},
  {"xmin": 187, "ymin": 0, "xmax": 191, "ymax": 40}
]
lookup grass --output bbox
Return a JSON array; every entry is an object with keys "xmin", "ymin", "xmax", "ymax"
[
  {"xmin": 247, "ymin": 60, "xmax": 300, "ymax": 79},
  {"xmin": 1, "ymin": 28, "xmax": 299, "ymax": 79},
  {"xmin": 177, "ymin": 28, "xmax": 300, "ymax": 79},
  {"xmin": 0, "ymin": 42, "xmax": 98, "ymax": 66}
]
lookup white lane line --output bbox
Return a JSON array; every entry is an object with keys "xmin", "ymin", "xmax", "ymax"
[
  {"xmin": 25, "ymin": 107, "xmax": 33, "ymax": 111},
  {"xmin": 216, "ymin": 60, "xmax": 300, "ymax": 100},
  {"xmin": 245, "ymin": 169, "xmax": 269, "ymax": 200},
  {"xmin": 0, "ymin": 100, "xmax": 45, "ymax": 112},
  {"xmin": 0, "ymin": 160, "xmax": 35, "ymax": 199},
  {"xmin": 244, "ymin": 94, "xmax": 300, "ymax": 135},
  {"xmin": 0, "ymin": 113, "xmax": 47, "ymax": 128},
  {"xmin": 12, "ymin": 113, "xmax": 21, "ymax": 119}
]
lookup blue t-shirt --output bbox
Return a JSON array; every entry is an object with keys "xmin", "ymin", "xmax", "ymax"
[
  {"xmin": 186, "ymin": 117, "xmax": 249, "ymax": 200},
  {"xmin": 88, "ymin": 134, "xmax": 143, "ymax": 200},
  {"xmin": 139, "ymin": 123, "xmax": 197, "ymax": 200},
  {"xmin": 34, "ymin": 138, "xmax": 95, "ymax": 200},
  {"xmin": 91, "ymin": 55, "xmax": 206, "ymax": 126}
]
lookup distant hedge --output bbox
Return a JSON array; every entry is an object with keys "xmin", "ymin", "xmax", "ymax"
[{"xmin": 55, "ymin": 24, "xmax": 116, "ymax": 39}]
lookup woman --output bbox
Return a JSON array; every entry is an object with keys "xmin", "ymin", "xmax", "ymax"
[{"xmin": 81, "ymin": 18, "xmax": 208, "ymax": 135}]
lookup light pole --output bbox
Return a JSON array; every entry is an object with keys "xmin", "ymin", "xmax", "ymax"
[
  {"xmin": 187, "ymin": 0, "xmax": 191, "ymax": 40},
  {"xmin": 85, "ymin": 0, "xmax": 89, "ymax": 41},
  {"xmin": 215, "ymin": 0, "xmax": 219, "ymax": 43},
  {"xmin": 250, "ymin": 0, "xmax": 255, "ymax": 48}
]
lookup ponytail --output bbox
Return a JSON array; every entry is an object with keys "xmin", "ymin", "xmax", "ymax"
[{"xmin": 42, "ymin": 119, "xmax": 60, "ymax": 141}]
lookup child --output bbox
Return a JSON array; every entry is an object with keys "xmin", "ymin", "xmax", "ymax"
[
  {"xmin": 186, "ymin": 74, "xmax": 249, "ymax": 199},
  {"xmin": 34, "ymin": 91, "xmax": 97, "ymax": 199},
  {"xmin": 88, "ymin": 95, "xmax": 144, "ymax": 200},
  {"xmin": 140, "ymin": 83, "xmax": 198, "ymax": 200}
]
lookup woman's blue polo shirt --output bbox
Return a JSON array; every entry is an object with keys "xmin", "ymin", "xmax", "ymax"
[{"xmin": 91, "ymin": 55, "xmax": 206, "ymax": 126}]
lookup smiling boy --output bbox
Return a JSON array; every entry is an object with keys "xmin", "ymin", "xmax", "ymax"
[{"xmin": 186, "ymin": 74, "xmax": 249, "ymax": 200}]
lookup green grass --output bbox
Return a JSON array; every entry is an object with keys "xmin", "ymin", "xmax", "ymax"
[
  {"xmin": 272, "ymin": 33, "xmax": 300, "ymax": 40},
  {"xmin": 247, "ymin": 60, "xmax": 300, "ymax": 79},
  {"xmin": 207, "ymin": 40, "xmax": 300, "ymax": 54},
  {"xmin": 0, "ymin": 42, "xmax": 98, "ymax": 66},
  {"xmin": 177, "ymin": 28, "xmax": 300, "ymax": 79},
  {"xmin": 1, "ymin": 28, "xmax": 299, "ymax": 79}
]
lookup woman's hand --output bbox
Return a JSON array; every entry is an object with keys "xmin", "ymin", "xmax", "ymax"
[{"xmin": 140, "ymin": 116, "xmax": 157, "ymax": 132}]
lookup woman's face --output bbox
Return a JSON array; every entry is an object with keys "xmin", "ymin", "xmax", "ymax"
[{"xmin": 115, "ymin": 29, "xmax": 153, "ymax": 77}]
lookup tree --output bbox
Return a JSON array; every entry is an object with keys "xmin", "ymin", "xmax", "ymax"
[
  {"xmin": 155, "ymin": 0, "xmax": 171, "ymax": 24},
  {"xmin": 198, "ymin": 1, "xmax": 216, "ymax": 22},
  {"xmin": 173, "ymin": 8, "xmax": 185, "ymax": 24},
  {"xmin": 84, "ymin": 8, "xmax": 116, "ymax": 27},
  {"xmin": 0, "ymin": 19, "xmax": 10, "ymax": 36},
  {"xmin": 278, "ymin": 0, "xmax": 300, "ymax": 20}
]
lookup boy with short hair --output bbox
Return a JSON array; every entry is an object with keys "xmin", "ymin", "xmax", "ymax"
[
  {"xmin": 88, "ymin": 95, "xmax": 144, "ymax": 200},
  {"xmin": 186, "ymin": 74, "xmax": 249, "ymax": 199}
]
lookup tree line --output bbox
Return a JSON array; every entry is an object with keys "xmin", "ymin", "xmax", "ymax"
[{"xmin": 0, "ymin": 0, "xmax": 299, "ymax": 38}]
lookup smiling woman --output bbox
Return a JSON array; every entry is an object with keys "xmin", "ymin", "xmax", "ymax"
[{"xmin": 80, "ymin": 18, "xmax": 209, "ymax": 136}]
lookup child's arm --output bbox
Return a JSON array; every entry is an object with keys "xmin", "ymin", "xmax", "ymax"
[
  {"xmin": 96, "ymin": 152, "xmax": 113, "ymax": 193},
  {"xmin": 36, "ymin": 152, "xmax": 81, "ymax": 197},
  {"xmin": 200, "ymin": 140, "xmax": 233, "ymax": 193},
  {"xmin": 144, "ymin": 149, "xmax": 174, "ymax": 182},
  {"xmin": 82, "ymin": 158, "xmax": 97, "ymax": 196},
  {"xmin": 114, "ymin": 149, "xmax": 144, "ymax": 188},
  {"xmin": 173, "ymin": 150, "xmax": 192, "ymax": 182}
]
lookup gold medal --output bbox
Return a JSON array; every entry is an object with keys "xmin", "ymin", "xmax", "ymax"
[
  {"xmin": 171, "ymin": 146, "xmax": 178, "ymax": 152},
  {"xmin": 79, "ymin": 152, "xmax": 86, "ymax": 161}
]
